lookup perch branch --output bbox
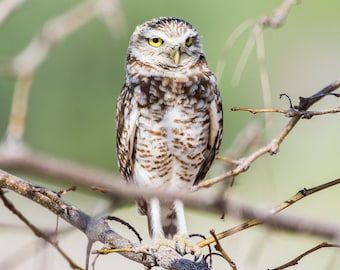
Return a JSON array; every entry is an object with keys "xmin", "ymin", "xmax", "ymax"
[{"xmin": 0, "ymin": 168, "xmax": 209, "ymax": 270}]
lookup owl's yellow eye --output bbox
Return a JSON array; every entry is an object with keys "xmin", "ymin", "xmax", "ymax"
[
  {"xmin": 148, "ymin": 38, "xmax": 164, "ymax": 47},
  {"xmin": 185, "ymin": 36, "xmax": 193, "ymax": 47}
]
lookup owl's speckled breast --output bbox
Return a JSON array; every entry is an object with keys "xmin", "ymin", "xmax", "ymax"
[{"xmin": 131, "ymin": 73, "xmax": 215, "ymax": 190}]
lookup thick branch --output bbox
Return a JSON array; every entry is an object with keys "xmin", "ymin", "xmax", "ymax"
[
  {"xmin": 0, "ymin": 143, "xmax": 121, "ymax": 189},
  {"xmin": 1, "ymin": 144, "xmax": 340, "ymax": 244}
]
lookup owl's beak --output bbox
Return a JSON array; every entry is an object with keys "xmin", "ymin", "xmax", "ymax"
[{"xmin": 170, "ymin": 47, "xmax": 181, "ymax": 65}]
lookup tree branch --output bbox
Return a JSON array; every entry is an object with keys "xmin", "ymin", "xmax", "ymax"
[
  {"xmin": 0, "ymin": 189, "xmax": 83, "ymax": 270},
  {"xmin": 269, "ymin": 242, "xmax": 340, "ymax": 270},
  {"xmin": 0, "ymin": 168, "xmax": 210, "ymax": 270},
  {"xmin": 198, "ymin": 78, "xmax": 340, "ymax": 188},
  {"xmin": 0, "ymin": 0, "xmax": 26, "ymax": 25}
]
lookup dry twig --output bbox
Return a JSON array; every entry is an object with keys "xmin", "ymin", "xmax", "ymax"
[
  {"xmin": 210, "ymin": 229, "xmax": 237, "ymax": 270},
  {"xmin": 269, "ymin": 242, "xmax": 340, "ymax": 270},
  {"xmin": 231, "ymin": 106, "xmax": 340, "ymax": 119},
  {"xmin": 0, "ymin": 189, "xmax": 83, "ymax": 270},
  {"xmin": 2, "ymin": 0, "xmax": 125, "ymax": 142},
  {"xmin": 198, "ymin": 79, "xmax": 340, "ymax": 188},
  {"xmin": 216, "ymin": 0, "xmax": 298, "ymax": 111},
  {"xmin": 0, "ymin": 0, "xmax": 26, "ymax": 25},
  {"xmin": 197, "ymin": 178, "xmax": 340, "ymax": 247}
]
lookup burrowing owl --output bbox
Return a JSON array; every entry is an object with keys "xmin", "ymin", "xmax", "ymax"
[{"xmin": 116, "ymin": 17, "xmax": 223, "ymax": 252}]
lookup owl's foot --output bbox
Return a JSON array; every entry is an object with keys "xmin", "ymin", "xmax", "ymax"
[
  {"xmin": 137, "ymin": 235, "xmax": 201, "ymax": 259},
  {"xmin": 173, "ymin": 234, "xmax": 201, "ymax": 257}
]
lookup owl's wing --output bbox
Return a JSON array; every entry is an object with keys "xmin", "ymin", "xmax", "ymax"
[
  {"xmin": 116, "ymin": 82, "xmax": 139, "ymax": 183},
  {"xmin": 193, "ymin": 85, "xmax": 223, "ymax": 186}
]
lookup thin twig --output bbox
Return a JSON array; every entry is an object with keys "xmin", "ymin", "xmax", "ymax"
[
  {"xmin": 269, "ymin": 242, "xmax": 340, "ymax": 270},
  {"xmin": 6, "ymin": 74, "xmax": 33, "ymax": 141},
  {"xmin": 56, "ymin": 186, "xmax": 77, "ymax": 196},
  {"xmin": 210, "ymin": 229, "xmax": 237, "ymax": 270},
  {"xmin": 231, "ymin": 0, "xmax": 298, "ymax": 86},
  {"xmin": 12, "ymin": 0, "xmax": 124, "ymax": 76},
  {"xmin": 106, "ymin": 215, "xmax": 143, "ymax": 243},
  {"xmin": 215, "ymin": 19, "xmax": 254, "ymax": 83},
  {"xmin": 231, "ymin": 106, "xmax": 340, "ymax": 118},
  {"xmin": 0, "ymin": 189, "xmax": 83, "ymax": 270},
  {"xmin": 258, "ymin": 0, "xmax": 298, "ymax": 28},
  {"xmin": 199, "ymin": 79, "xmax": 340, "ymax": 188},
  {"xmin": 198, "ymin": 178, "xmax": 340, "ymax": 247},
  {"xmin": 2, "ymin": 0, "xmax": 126, "ymax": 142},
  {"xmin": 231, "ymin": 107, "xmax": 287, "ymax": 114}
]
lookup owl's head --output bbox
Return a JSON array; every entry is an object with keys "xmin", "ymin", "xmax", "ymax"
[{"xmin": 127, "ymin": 17, "xmax": 206, "ymax": 71}]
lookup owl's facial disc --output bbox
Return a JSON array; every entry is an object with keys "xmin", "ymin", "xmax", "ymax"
[{"xmin": 129, "ymin": 18, "xmax": 205, "ymax": 70}]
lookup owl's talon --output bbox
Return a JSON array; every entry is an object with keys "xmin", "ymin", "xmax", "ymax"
[
  {"xmin": 194, "ymin": 254, "xmax": 202, "ymax": 262},
  {"xmin": 174, "ymin": 242, "xmax": 184, "ymax": 256},
  {"xmin": 149, "ymin": 247, "xmax": 155, "ymax": 256},
  {"xmin": 173, "ymin": 234, "xmax": 202, "ymax": 257}
]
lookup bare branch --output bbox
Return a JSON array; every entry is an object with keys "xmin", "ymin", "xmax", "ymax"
[
  {"xmin": 0, "ymin": 189, "xmax": 83, "ymax": 270},
  {"xmin": 258, "ymin": 0, "xmax": 298, "ymax": 28},
  {"xmin": 6, "ymin": 74, "xmax": 33, "ymax": 141},
  {"xmin": 1, "ymin": 142, "xmax": 340, "ymax": 246},
  {"xmin": 0, "ymin": 143, "xmax": 121, "ymax": 189},
  {"xmin": 1, "ymin": 0, "xmax": 126, "ymax": 142},
  {"xmin": 231, "ymin": 106, "xmax": 287, "ymax": 114},
  {"xmin": 0, "ymin": 0, "xmax": 26, "ymax": 25},
  {"xmin": 269, "ymin": 242, "xmax": 340, "ymax": 270},
  {"xmin": 197, "ymin": 178, "xmax": 340, "ymax": 247},
  {"xmin": 230, "ymin": 0, "xmax": 298, "ymax": 86},
  {"xmin": 11, "ymin": 0, "xmax": 125, "ymax": 77},
  {"xmin": 210, "ymin": 229, "xmax": 237, "ymax": 270},
  {"xmin": 0, "ymin": 168, "xmax": 210, "ymax": 270},
  {"xmin": 199, "ymin": 78, "xmax": 340, "ymax": 188}
]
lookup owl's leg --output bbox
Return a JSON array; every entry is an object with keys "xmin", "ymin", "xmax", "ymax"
[
  {"xmin": 173, "ymin": 199, "xmax": 187, "ymax": 235},
  {"xmin": 148, "ymin": 197, "xmax": 165, "ymax": 239},
  {"xmin": 146, "ymin": 198, "xmax": 176, "ymax": 253},
  {"xmin": 147, "ymin": 199, "xmax": 200, "ymax": 257},
  {"xmin": 172, "ymin": 200, "xmax": 201, "ymax": 256}
]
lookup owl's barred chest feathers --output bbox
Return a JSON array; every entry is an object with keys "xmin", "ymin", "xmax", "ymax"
[{"xmin": 125, "ymin": 68, "xmax": 216, "ymax": 190}]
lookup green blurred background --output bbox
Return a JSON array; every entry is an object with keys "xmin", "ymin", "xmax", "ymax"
[{"xmin": 1, "ymin": 0, "xmax": 340, "ymax": 269}]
